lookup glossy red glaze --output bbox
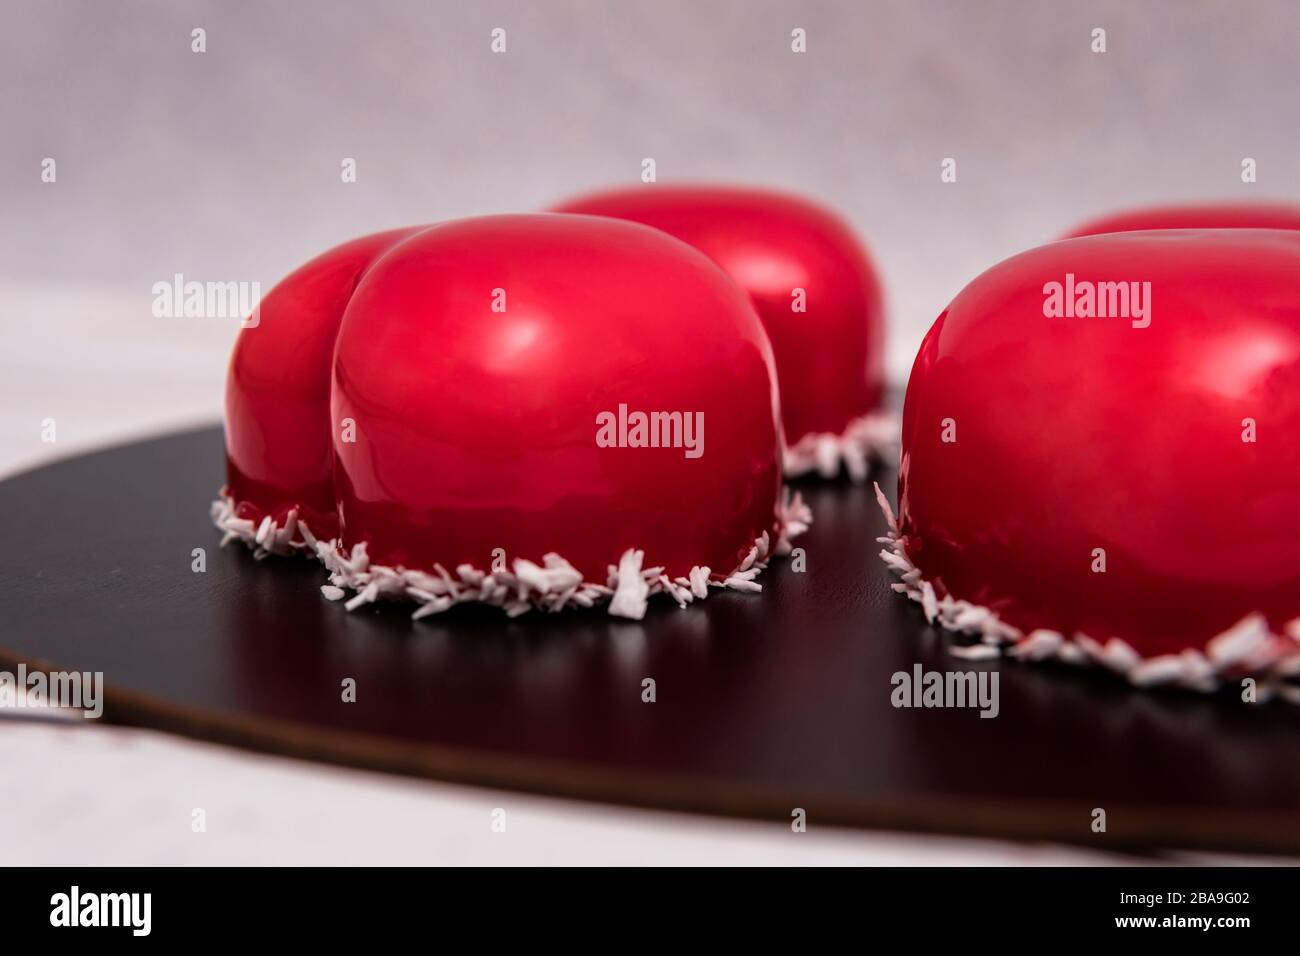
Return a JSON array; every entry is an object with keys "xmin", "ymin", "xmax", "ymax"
[
  {"xmin": 551, "ymin": 185, "xmax": 885, "ymax": 446},
  {"xmin": 899, "ymin": 230, "xmax": 1300, "ymax": 657},
  {"xmin": 227, "ymin": 214, "xmax": 783, "ymax": 581},
  {"xmin": 225, "ymin": 226, "xmax": 423, "ymax": 536},
  {"xmin": 1065, "ymin": 202, "xmax": 1300, "ymax": 238}
]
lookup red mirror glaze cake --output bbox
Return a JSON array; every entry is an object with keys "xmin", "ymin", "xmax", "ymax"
[
  {"xmin": 552, "ymin": 185, "xmax": 894, "ymax": 480},
  {"xmin": 223, "ymin": 226, "xmax": 425, "ymax": 541},
  {"xmin": 215, "ymin": 214, "xmax": 809, "ymax": 620},
  {"xmin": 1064, "ymin": 201, "xmax": 1300, "ymax": 238},
  {"xmin": 880, "ymin": 229, "xmax": 1300, "ymax": 696}
]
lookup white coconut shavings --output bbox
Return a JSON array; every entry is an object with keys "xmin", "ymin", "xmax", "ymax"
[
  {"xmin": 211, "ymin": 487, "xmax": 811, "ymax": 622},
  {"xmin": 211, "ymin": 498, "xmax": 318, "ymax": 557},
  {"xmin": 784, "ymin": 410, "xmax": 900, "ymax": 482},
  {"xmin": 872, "ymin": 483, "xmax": 1300, "ymax": 699},
  {"xmin": 948, "ymin": 643, "xmax": 1001, "ymax": 661},
  {"xmin": 608, "ymin": 549, "xmax": 651, "ymax": 619}
]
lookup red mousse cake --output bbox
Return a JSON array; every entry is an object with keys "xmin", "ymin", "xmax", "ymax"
[
  {"xmin": 553, "ymin": 185, "xmax": 895, "ymax": 480},
  {"xmin": 880, "ymin": 229, "xmax": 1300, "ymax": 697},
  {"xmin": 1064, "ymin": 201, "xmax": 1300, "ymax": 238},
  {"xmin": 215, "ymin": 214, "xmax": 810, "ymax": 620}
]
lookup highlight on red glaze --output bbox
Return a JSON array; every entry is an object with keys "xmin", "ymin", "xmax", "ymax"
[
  {"xmin": 550, "ymin": 185, "xmax": 887, "ymax": 453},
  {"xmin": 224, "ymin": 226, "xmax": 424, "ymax": 537},
  {"xmin": 222, "ymin": 213, "xmax": 786, "ymax": 590},
  {"xmin": 894, "ymin": 229, "xmax": 1300, "ymax": 665},
  {"xmin": 1064, "ymin": 201, "xmax": 1300, "ymax": 239}
]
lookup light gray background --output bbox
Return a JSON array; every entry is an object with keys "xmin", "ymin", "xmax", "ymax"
[
  {"xmin": 2, "ymin": 0, "xmax": 1296, "ymax": 864},
  {"xmin": 6, "ymin": 0, "xmax": 1300, "ymax": 374}
]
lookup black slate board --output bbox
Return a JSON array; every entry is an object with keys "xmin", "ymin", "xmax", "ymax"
[{"xmin": 2, "ymin": 425, "xmax": 1298, "ymax": 854}]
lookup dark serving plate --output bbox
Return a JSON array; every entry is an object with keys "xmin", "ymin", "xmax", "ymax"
[{"xmin": 2, "ymin": 425, "xmax": 1297, "ymax": 854}]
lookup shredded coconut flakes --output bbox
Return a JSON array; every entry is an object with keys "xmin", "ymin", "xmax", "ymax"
[
  {"xmin": 211, "ymin": 487, "xmax": 811, "ymax": 622},
  {"xmin": 872, "ymin": 483, "xmax": 1300, "ymax": 700},
  {"xmin": 783, "ymin": 410, "xmax": 900, "ymax": 482}
]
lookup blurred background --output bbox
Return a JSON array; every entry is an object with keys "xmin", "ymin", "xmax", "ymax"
[
  {"xmin": 5, "ymin": 0, "xmax": 1300, "ymax": 467},
  {"xmin": 1, "ymin": 0, "xmax": 1297, "ymax": 863}
]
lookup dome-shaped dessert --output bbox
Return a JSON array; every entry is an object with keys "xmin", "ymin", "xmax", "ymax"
[
  {"xmin": 880, "ymin": 229, "xmax": 1300, "ymax": 696},
  {"xmin": 552, "ymin": 185, "xmax": 894, "ymax": 480},
  {"xmin": 1064, "ymin": 201, "xmax": 1300, "ymax": 238},
  {"xmin": 215, "ymin": 214, "xmax": 809, "ymax": 619},
  {"xmin": 223, "ymin": 226, "xmax": 425, "ymax": 541}
]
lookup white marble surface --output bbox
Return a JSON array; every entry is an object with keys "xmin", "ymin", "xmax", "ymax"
[
  {"xmin": 3, "ymin": 0, "xmax": 1297, "ymax": 865},
  {"xmin": 0, "ymin": 719, "xmax": 1150, "ymax": 867}
]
